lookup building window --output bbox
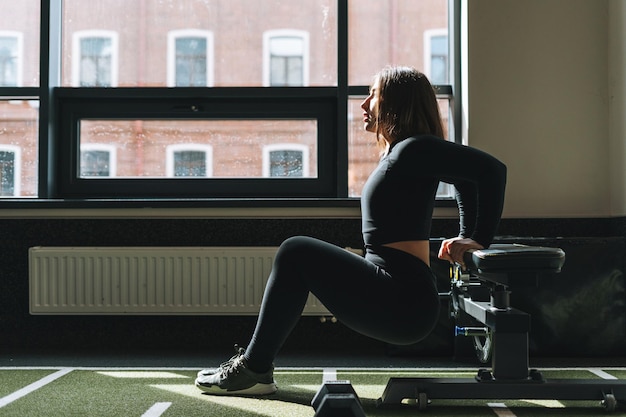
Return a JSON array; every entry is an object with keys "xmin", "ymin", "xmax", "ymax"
[
  {"xmin": 72, "ymin": 30, "xmax": 118, "ymax": 87},
  {"xmin": 424, "ymin": 29, "xmax": 449, "ymax": 85},
  {"xmin": 0, "ymin": 146, "xmax": 20, "ymax": 196},
  {"xmin": 80, "ymin": 144, "xmax": 116, "ymax": 177},
  {"xmin": 0, "ymin": 32, "xmax": 21, "ymax": 87},
  {"xmin": 166, "ymin": 144, "xmax": 213, "ymax": 177},
  {"xmin": 263, "ymin": 30, "xmax": 309, "ymax": 86},
  {"xmin": 263, "ymin": 144, "xmax": 309, "ymax": 177},
  {"xmin": 167, "ymin": 30, "xmax": 214, "ymax": 87}
]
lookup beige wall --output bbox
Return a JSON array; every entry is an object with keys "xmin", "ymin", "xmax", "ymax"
[
  {"xmin": 467, "ymin": 0, "xmax": 621, "ymax": 218},
  {"xmin": 609, "ymin": 0, "xmax": 626, "ymax": 217}
]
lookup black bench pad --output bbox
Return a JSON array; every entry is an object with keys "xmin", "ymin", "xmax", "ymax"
[{"xmin": 464, "ymin": 244, "xmax": 565, "ymax": 273}]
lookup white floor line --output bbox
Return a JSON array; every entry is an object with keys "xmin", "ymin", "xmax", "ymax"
[
  {"xmin": 0, "ymin": 368, "xmax": 73, "ymax": 409},
  {"xmin": 488, "ymin": 402, "xmax": 518, "ymax": 417},
  {"xmin": 589, "ymin": 368, "xmax": 618, "ymax": 380},
  {"xmin": 141, "ymin": 402, "xmax": 172, "ymax": 417},
  {"xmin": 322, "ymin": 368, "xmax": 337, "ymax": 382},
  {"xmin": 1, "ymin": 365, "xmax": 626, "ymax": 372}
]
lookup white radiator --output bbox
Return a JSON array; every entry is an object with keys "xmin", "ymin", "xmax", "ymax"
[{"xmin": 29, "ymin": 246, "xmax": 330, "ymax": 316}]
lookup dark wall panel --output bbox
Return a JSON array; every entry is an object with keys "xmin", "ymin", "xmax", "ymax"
[{"xmin": 0, "ymin": 217, "xmax": 624, "ymax": 359}]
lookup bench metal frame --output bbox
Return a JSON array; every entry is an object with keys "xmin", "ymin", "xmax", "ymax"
[{"xmin": 377, "ymin": 244, "xmax": 626, "ymax": 412}]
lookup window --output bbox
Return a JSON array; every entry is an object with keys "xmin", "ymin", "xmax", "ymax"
[
  {"xmin": 425, "ymin": 29, "xmax": 449, "ymax": 84},
  {"xmin": 263, "ymin": 30, "xmax": 309, "ymax": 86},
  {"xmin": 167, "ymin": 30, "xmax": 214, "ymax": 87},
  {"xmin": 0, "ymin": 145, "xmax": 20, "ymax": 196},
  {"xmin": 80, "ymin": 144, "xmax": 116, "ymax": 177},
  {"xmin": 263, "ymin": 144, "xmax": 309, "ymax": 177},
  {"xmin": 1, "ymin": 0, "xmax": 458, "ymax": 202},
  {"xmin": 0, "ymin": 32, "xmax": 21, "ymax": 86},
  {"xmin": 71, "ymin": 30, "xmax": 118, "ymax": 87},
  {"xmin": 57, "ymin": 94, "xmax": 332, "ymax": 197},
  {"xmin": 166, "ymin": 144, "xmax": 213, "ymax": 177}
]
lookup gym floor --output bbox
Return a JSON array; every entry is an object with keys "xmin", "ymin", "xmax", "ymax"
[{"xmin": 1, "ymin": 348, "xmax": 626, "ymax": 416}]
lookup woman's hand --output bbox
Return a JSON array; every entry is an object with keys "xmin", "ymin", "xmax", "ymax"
[{"xmin": 438, "ymin": 237, "xmax": 484, "ymax": 268}]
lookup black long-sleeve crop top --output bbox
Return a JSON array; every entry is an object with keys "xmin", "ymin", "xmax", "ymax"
[{"xmin": 360, "ymin": 135, "xmax": 507, "ymax": 249}]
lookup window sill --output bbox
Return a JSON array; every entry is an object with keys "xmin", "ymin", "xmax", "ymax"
[{"xmin": 0, "ymin": 197, "xmax": 456, "ymax": 218}]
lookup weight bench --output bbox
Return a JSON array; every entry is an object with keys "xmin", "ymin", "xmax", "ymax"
[{"xmin": 378, "ymin": 244, "xmax": 626, "ymax": 412}]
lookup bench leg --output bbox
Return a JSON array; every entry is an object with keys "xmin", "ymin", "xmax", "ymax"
[{"xmin": 492, "ymin": 332, "xmax": 530, "ymax": 380}]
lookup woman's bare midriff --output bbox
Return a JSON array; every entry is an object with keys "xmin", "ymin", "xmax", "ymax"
[{"xmin": 382, "ymin": 240, "xmax": 430, "ymax": 266}]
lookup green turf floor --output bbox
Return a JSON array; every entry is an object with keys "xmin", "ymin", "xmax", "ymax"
[{"xmin": 0, "ymin": 368, "xmax": 625, "ymax": 416}]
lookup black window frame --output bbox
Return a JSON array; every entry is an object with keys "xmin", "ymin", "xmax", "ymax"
[
  {"xmin": 0, "ymin": 0, "xmax": 460, "ymax": 205},
  {"xmin": 55, "ymin": 87, "xmax": 338, "ymax": 198}
]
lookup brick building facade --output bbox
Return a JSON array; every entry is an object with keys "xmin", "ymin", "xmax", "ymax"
[{"xmin": 0, "ymin": 0, "xmax": 447, "ymax": 197}]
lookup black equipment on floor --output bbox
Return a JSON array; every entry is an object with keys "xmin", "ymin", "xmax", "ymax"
[
  {"xmin": 312, "ymin": 380, "xmax": 366, "ymax": 417},
  {"xmin": 377, "ymin": 244, "xmax": 626, "ymax": 412}
]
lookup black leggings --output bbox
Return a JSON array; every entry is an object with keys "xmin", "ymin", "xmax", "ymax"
[{"xmin": 244, "ymin": 236, "xmax": 441, "ymax": 372}]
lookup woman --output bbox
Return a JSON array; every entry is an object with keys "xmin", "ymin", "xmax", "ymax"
[{"xmin": 195, "ymin": 66, "xmax": 506, "ymax": 395}]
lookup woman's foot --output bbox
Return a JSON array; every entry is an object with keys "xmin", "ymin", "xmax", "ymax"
[
  {"xmin": 196, "ymin": 345, "xmax": 245, "ymax": 378},
  {"xmin": 195, "ymin": 346, "xmax": 277, "ymax": 395}
]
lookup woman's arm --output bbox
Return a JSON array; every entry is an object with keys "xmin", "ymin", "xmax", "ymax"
[
  {"xmin": 414, "ymin": 137, "xmax": 507, "ymax": 262},
  {"xmin": 453, "ymin": 157, "xmax": 506, "ymax": 248}
]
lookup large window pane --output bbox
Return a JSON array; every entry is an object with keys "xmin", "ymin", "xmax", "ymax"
[
  {"xmin": 79, "ymin": 119, "xmax": 318, "ymax": 179},
  {"xmin": 54, "ymin": 1, "xmax": 456, "ymax": 200},
  {"xmin": 62, "ymin": 0, "xmax": 337, "ymax": 87},
  {"xmin": 348, "ymin": 0, "xmax": 448, "ymax": 85},
  {"xmin": 0, "ymin": 0, "xmax": 40, "ymax": 87},
  {"xmin": 0, "ymin": 100, "xmax": 38, "ymax": 197}
]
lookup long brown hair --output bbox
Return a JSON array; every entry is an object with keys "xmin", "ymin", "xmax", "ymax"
[{"xmin": 374, "ymin": 66, "xmax": 445, "ymax": 144}]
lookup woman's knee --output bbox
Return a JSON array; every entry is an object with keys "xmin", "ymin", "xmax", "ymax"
[
  {"xmin": 276, "ymin": 236, "xmax": 327, "ymax": 261},
  {"xmin": 273, "ymin": 236, "xmax": 320, "ymax": 270}
]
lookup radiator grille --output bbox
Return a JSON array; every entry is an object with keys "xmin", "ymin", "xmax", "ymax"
[{"xmin": 29, "ymin": 246, "xmax": 329, "ymax": 315}]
